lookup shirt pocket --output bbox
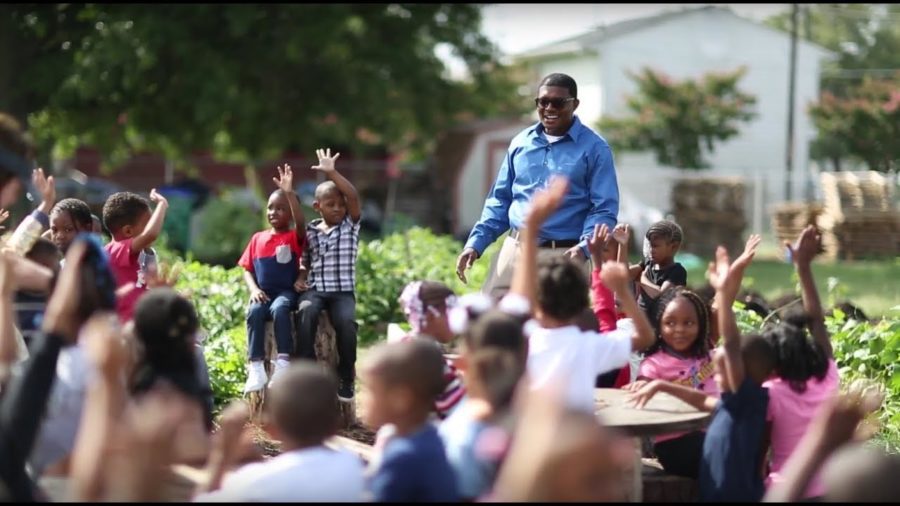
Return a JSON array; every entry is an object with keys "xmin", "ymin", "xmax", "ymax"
[
  {"xmin": 554, "ymin": 152, "xmax": 588, "ymax": 181},
  {"xmin": 275, "ymin": 244, "xmax": 292, "ymax": 264}
]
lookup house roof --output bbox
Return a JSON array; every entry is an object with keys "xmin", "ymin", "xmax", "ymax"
[{"xmin": 516, "ymin": 5, "xmax": 834, "ymax": 60}]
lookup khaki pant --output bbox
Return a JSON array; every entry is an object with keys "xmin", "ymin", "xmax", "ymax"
[{"xmin": 481, "ymin": 235, "xmax": 591, "ymax": 299}]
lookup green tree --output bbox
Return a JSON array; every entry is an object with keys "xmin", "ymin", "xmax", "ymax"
[
  {"xmin": 766, "ymin": 5, "xmax": 900, "ymax": 171},
  {"xmin": 4, "ymin": 4, "xmax": 526, "ymax": 169},
  {"xmin": 809, "ymin": 75, "xmax": 900, "ymax": 173},
  {"xmin": 597, "ymin": 67, "xmax": 757, "ymax": 170}
]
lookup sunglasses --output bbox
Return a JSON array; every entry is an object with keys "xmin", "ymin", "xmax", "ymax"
[{"xmin": 534, "ymin": 97, "xmax": 576, "ymax": 109}]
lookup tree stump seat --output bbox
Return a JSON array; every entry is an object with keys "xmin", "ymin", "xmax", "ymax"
[
  {"xmin": 247, "ymin": 309, "xmax": 356, "ymax": 429},
  {"xmin": 641, "ymin": 458, "xmax": 698, "ymax": 502}
]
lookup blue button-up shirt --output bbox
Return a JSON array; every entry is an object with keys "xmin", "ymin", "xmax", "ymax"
[{"xmin": 464, "ymin": 116, "xmax": 619, "ymax": 256}]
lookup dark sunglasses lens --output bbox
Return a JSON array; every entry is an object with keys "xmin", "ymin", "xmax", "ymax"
[{"xmin": 535, "ymin": 98, "xmax": 569, "ymax": 108}]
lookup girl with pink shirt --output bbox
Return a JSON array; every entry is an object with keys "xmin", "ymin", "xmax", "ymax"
[
  {"xmin": 626, "ymin": 286, "xmax": 717, "ymax": 479},
  {"xmin": 762, "ymin": 225, "xmax": 839, "ymax": 499}
]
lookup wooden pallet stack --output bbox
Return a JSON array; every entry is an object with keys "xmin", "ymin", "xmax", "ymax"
[
  {"xmin": 818, "ymin": 171, "xmax": 900, "ymax": 260},
  {"xmin": 671, "ymin": 177, "xmax": 747, "ymax": 256},
  {"xmin": 770, "ymin": 202, "xmax": 824, "ymax": 250}
]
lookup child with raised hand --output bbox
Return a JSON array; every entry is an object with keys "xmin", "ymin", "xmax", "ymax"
[
  {"xmin": 360, "ymin": 339, "xmax": 459, "ymax": 502},
  {"xmin": 295, "ymin": 148, "xmax": 362, "ymax": 402},
  {"xmin": 629, "ymin": 235, "xmax": 775, "ymax": 501},
  {"xmin": 762, "ymin": 224, "xmax": 839, "ymax": 499},
  {"xmin": 439, "ymin": 308, "xmax": 528, "ymax": 501},
  {"xmin": 508, "ymin": 177, "xmax": 655, "ymax": 413},
  {"xmin": 101, "ymin": 188, "xmax": 169, "ymax": 323},
  {"xmin": 196, "ymin": 364, "xmax": 366, "ymax": 502},
  {"xmin": 238, "ymin": 164, "xmax": 305, "ymax": 393},
  {"xmin": 625, "ymin": 279, "xmax": 718, "ymax": 478}
]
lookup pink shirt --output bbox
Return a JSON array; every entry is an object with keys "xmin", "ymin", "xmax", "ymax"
[
  {"xmin": 638, "ymin": 350, "xmax": 719, "ymax": 442},
  {"xmin": 763, "ymin": 359, "xmax": 839, "ymax": 498},
  {"xmin": 105, "ymin": 238, "xmax": 145, "ymax": 323}
]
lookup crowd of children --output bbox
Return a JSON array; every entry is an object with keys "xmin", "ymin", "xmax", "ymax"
[{"xmin": 0, "ymin": 110, "xmax": 897, "ymax": 503}]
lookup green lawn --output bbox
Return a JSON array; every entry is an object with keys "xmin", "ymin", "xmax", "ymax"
[{"xmin": 683, "ymin": 257, "xmax": 900, "ymax": 318}]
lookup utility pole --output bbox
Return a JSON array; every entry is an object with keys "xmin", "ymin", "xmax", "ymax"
[{"xmin": 785, "ymin": 3, "xmax": 799, "ymax": 202}]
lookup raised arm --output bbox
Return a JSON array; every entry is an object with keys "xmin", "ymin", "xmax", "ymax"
[
  {"xmin": 708, "ymin": 235, "xmax": 761, "ymax": 392},
  {"xmin": 612, "ymin": 223, "xmax": 630, "ymax": 265},
  {"xmin": 786, "ymin": 225, "xmax": 831, "ymax": 358},
  {"xmin": 131, "ymin": 189, "xmax": 169, "ymax": 254},
  {"xmin": 196, "ymin": 400, "xmax": 250, "ymax": 496},
  {"xmin": 311, "ymin": 148, "xmax": 361, "ymax": 223},
  {"xmin": 509, "ymin": 177, "xmax": 569, "ymax": 311},
  {"xmin": 587, "ymin": 224, "xmax": 616, "ymax": 332},
  {"xmin": 601, "ymin": 261, "xmax": 655, "ymax": 352},
  {"xmin": 273, "ymin": 163, "xmax": 305, "ymax": 231}
]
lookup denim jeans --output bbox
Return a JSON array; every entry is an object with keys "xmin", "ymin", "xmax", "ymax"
[
  {"xmin": 247, "ymin": 291, "xmax": 298, "ymax": 361},
  {"xmin": 296, "ymin": 291, "xmax": 357, "ymax": 384}
]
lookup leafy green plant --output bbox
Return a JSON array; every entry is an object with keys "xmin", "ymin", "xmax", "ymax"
[
  {"xmin": 190, "ymin": 188, "xmax": 264, "ymax": 266},
  {"xmin": 203, "ymin": 325, "xmax": 247, "ymax": 410}
]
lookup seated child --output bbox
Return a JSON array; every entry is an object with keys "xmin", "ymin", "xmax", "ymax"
[
  {"xmin": 439, "ymin": 309, "xmax": 528, "ymax": 501},
  {"xmin": 398, "ymin": 280, "xmax": 465, "ymax": 420},
  {"xmin": 295, "ymin": 149, "xmax": 362, "ymax": 401},
  {"xmin": 631, "ymin": 220, "xmax": 688, "ymax": 319},
  {"xmin": 196, "ymin": 364, "xmax": 365, "ymax": 502},
  {"xmin": 629, "ymin": 236, "xmax": 775, "ymax": 501},
  {"xmin": 15, "ymin": 238, "xmax": 61, "ymax": 346},
  {"xmin": 762, "ymin": 225, "xmax": 839, "ymax": 499},
  {"xmin": 507, "ymin": 178, "xmax": 656, "ymax": 413},
  {"xmin": 627, "ymin": 284, "xmax": 718, "ymax": 479},
  {"xmin": 238, "ymin": 165, "xmax": 306, "ymax": 393},
  {"xmin": 101, "ymin": 189, "xmax": 169, "ymax": 323},
  {"xmin": 48, "ymin": 198, "xmax": 94, "ymax": 255},
  {"xmin": 360, "ymin": 340, "xmax": 459, "ymax": 502}
]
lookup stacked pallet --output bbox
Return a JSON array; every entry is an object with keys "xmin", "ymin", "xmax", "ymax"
[
  {"xmin": 671, "ymin": 177, "xmax": 747, "ymax": 256},
  {"xmin": 818, "ymin": 171, "xmax": 900, "ymax": 260},
  {"xmin": 771, "ymin": 202, "xmax": 824, "ymax": 249}
]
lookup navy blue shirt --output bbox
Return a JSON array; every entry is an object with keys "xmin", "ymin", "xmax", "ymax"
[
  {"xmin": 370, "ymin": 423, "xmax": 459, "ymax": 502},
  {"xmin": 464, "ymin": 116, "xmax": 619, "ymax": 257},
  {"xmin": 699, "ymin": 378, "xmax": 769, "ymax": 502}
]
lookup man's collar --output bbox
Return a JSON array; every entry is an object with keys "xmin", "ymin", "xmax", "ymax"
[{"xmin": 528, "ymin": 115, "xmax": 585, "ymax": 142}]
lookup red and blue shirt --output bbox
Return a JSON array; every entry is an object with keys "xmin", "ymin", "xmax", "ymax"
[{"xmin": 238, "ymin": 229, "xmax": 305, "ymax": 294}]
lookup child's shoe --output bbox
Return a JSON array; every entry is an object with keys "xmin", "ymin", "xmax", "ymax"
[
  {"xmin": 243, "ymin": 360, "xmax": 268, "ymax": 393},
  {"xmin": 269, "ymin": 357, "xmax": 291, "ymax": 388},
  {"xmin": 338, "ymin": 379, "xmax": 355, "ymax": 402}
]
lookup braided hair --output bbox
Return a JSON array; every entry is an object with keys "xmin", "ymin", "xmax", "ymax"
[{"xmin": 647, "ymin": 286, "xmax": 712, "ymax": 359}]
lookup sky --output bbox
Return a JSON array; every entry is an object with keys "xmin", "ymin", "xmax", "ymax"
[{"xmin": 437, "ymin": 4, "xmax": 792, "ymax": 79}]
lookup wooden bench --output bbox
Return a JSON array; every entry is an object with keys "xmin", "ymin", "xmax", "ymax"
[{"xmin": 247, "ymin": 309, "xmax": 357, "ymax": 429}]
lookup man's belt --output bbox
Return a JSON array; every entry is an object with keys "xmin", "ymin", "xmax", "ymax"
[{"xmin": 509, "ymin": 229, "xmax": 580, "ymax": 249}]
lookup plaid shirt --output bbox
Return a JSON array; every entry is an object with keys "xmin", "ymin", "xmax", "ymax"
[{"xmin": 303, "ymin": 216, "xmax": 361, "ymax": 293}]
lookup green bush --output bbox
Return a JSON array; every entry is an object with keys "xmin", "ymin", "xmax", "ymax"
[
  {"xmin": 203, "ymin": 325, "xmax": 247, "ymax": 409},
  {"xmin": 355, "ymin": 226, "xmax": 495, "ymax": 345},
  {"xmin": 190, "ymin": 188, "xmax": 264, "ymax": 266}
]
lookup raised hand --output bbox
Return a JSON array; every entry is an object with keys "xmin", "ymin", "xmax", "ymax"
[
  {"xmin": 600, "ymin": 260, "xmax": 631, "ymax": 294},
  {"xmin": 526, "ymin": 177, "xmax": 569, "ymax": 227},
  {"xmin": 786, "ymin": 225, "xmax": 820, "ymax": 267},
  {"xmin": 311, "ymin": 148, "xmax": 340, "ymax": 173},
  {"xmin": 42, "ymin": 240, "xmax": 90, "ymax": 341},
  {"xmin": 215, "ymin": 400, "xmax": 251, "ymax": 461},
  {"xmin": 612, "ymin": 223, "xmax": 630, "ymax": 245},
  {"xmin": 734, "ymin": 234, "xmax": 762, "ymax": 271},
  {"xmin": 149, "ymin": 188, "xmax": 168, "ymax": 208},
  {"xmin": 33, "ymin": 168, "xmax": 56, "ymax": 213},
  {"xmin": 0, "ymin": 208, "xmax": 9, "ymax": 225},
  {"xmin": 273, "ymin": 164, "xmax": 295, "ymax": 193},
  {"xmin": 146, "ymin": 262, "xmax": 182, "ymax": 290},
  {"xmin": 587, "ymin": 223, "xmax": 610, "ymax": 264}
]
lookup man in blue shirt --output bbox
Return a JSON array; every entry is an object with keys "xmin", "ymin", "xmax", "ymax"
[{"xmin": 455, "ymin": 73, "xmax": 620, "ymax": 296}]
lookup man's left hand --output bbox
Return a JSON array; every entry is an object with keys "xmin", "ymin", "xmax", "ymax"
[{"xmin": 563, "ymin": 245, "xmax": 585, "ymax": 260}]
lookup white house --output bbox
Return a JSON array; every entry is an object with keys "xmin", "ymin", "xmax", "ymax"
[{"xmin": 512, "ymin": 5, "xmax": 834, "ymax": 233}]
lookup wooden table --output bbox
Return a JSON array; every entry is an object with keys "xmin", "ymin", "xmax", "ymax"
[{"xmin": 595, "ymin": 388, "xmax": 711, "ymax": 502}]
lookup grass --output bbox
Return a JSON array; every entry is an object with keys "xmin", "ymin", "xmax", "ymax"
[{"xmin": 683, "ymin": 257, "xmax": 900, "ymax": 318}]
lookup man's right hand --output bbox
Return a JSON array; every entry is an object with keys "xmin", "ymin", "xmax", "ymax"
[{"xmin": 456, "ymin": 248, "xmax": 478, "ymax": 284}]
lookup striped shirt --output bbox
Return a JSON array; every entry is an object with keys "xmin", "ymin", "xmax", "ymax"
[
  {"xmin": 303, "ymin": 216, "xmax": 361, "ymax": 293},
  {"xmin": 401, "ymin": 334, "xmax": 466, "ymax": 420}
]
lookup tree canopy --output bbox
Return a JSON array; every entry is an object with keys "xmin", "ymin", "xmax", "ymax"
[
  {"xmin": 597, "ymin": 67, "xmax": 757, "ymax": 170},
  {"xmin": 1, "ymin": 4, "xmax": 527, "ymax": 168}
]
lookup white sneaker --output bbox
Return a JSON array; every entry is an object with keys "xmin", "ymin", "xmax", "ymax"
[
  {"xmin": 244, "ymin": 361, "xmax": 268, "ymax": 393},
  {"xmin": 268, "ymin": 358, "xmax": 291, "ymax": 388}
]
